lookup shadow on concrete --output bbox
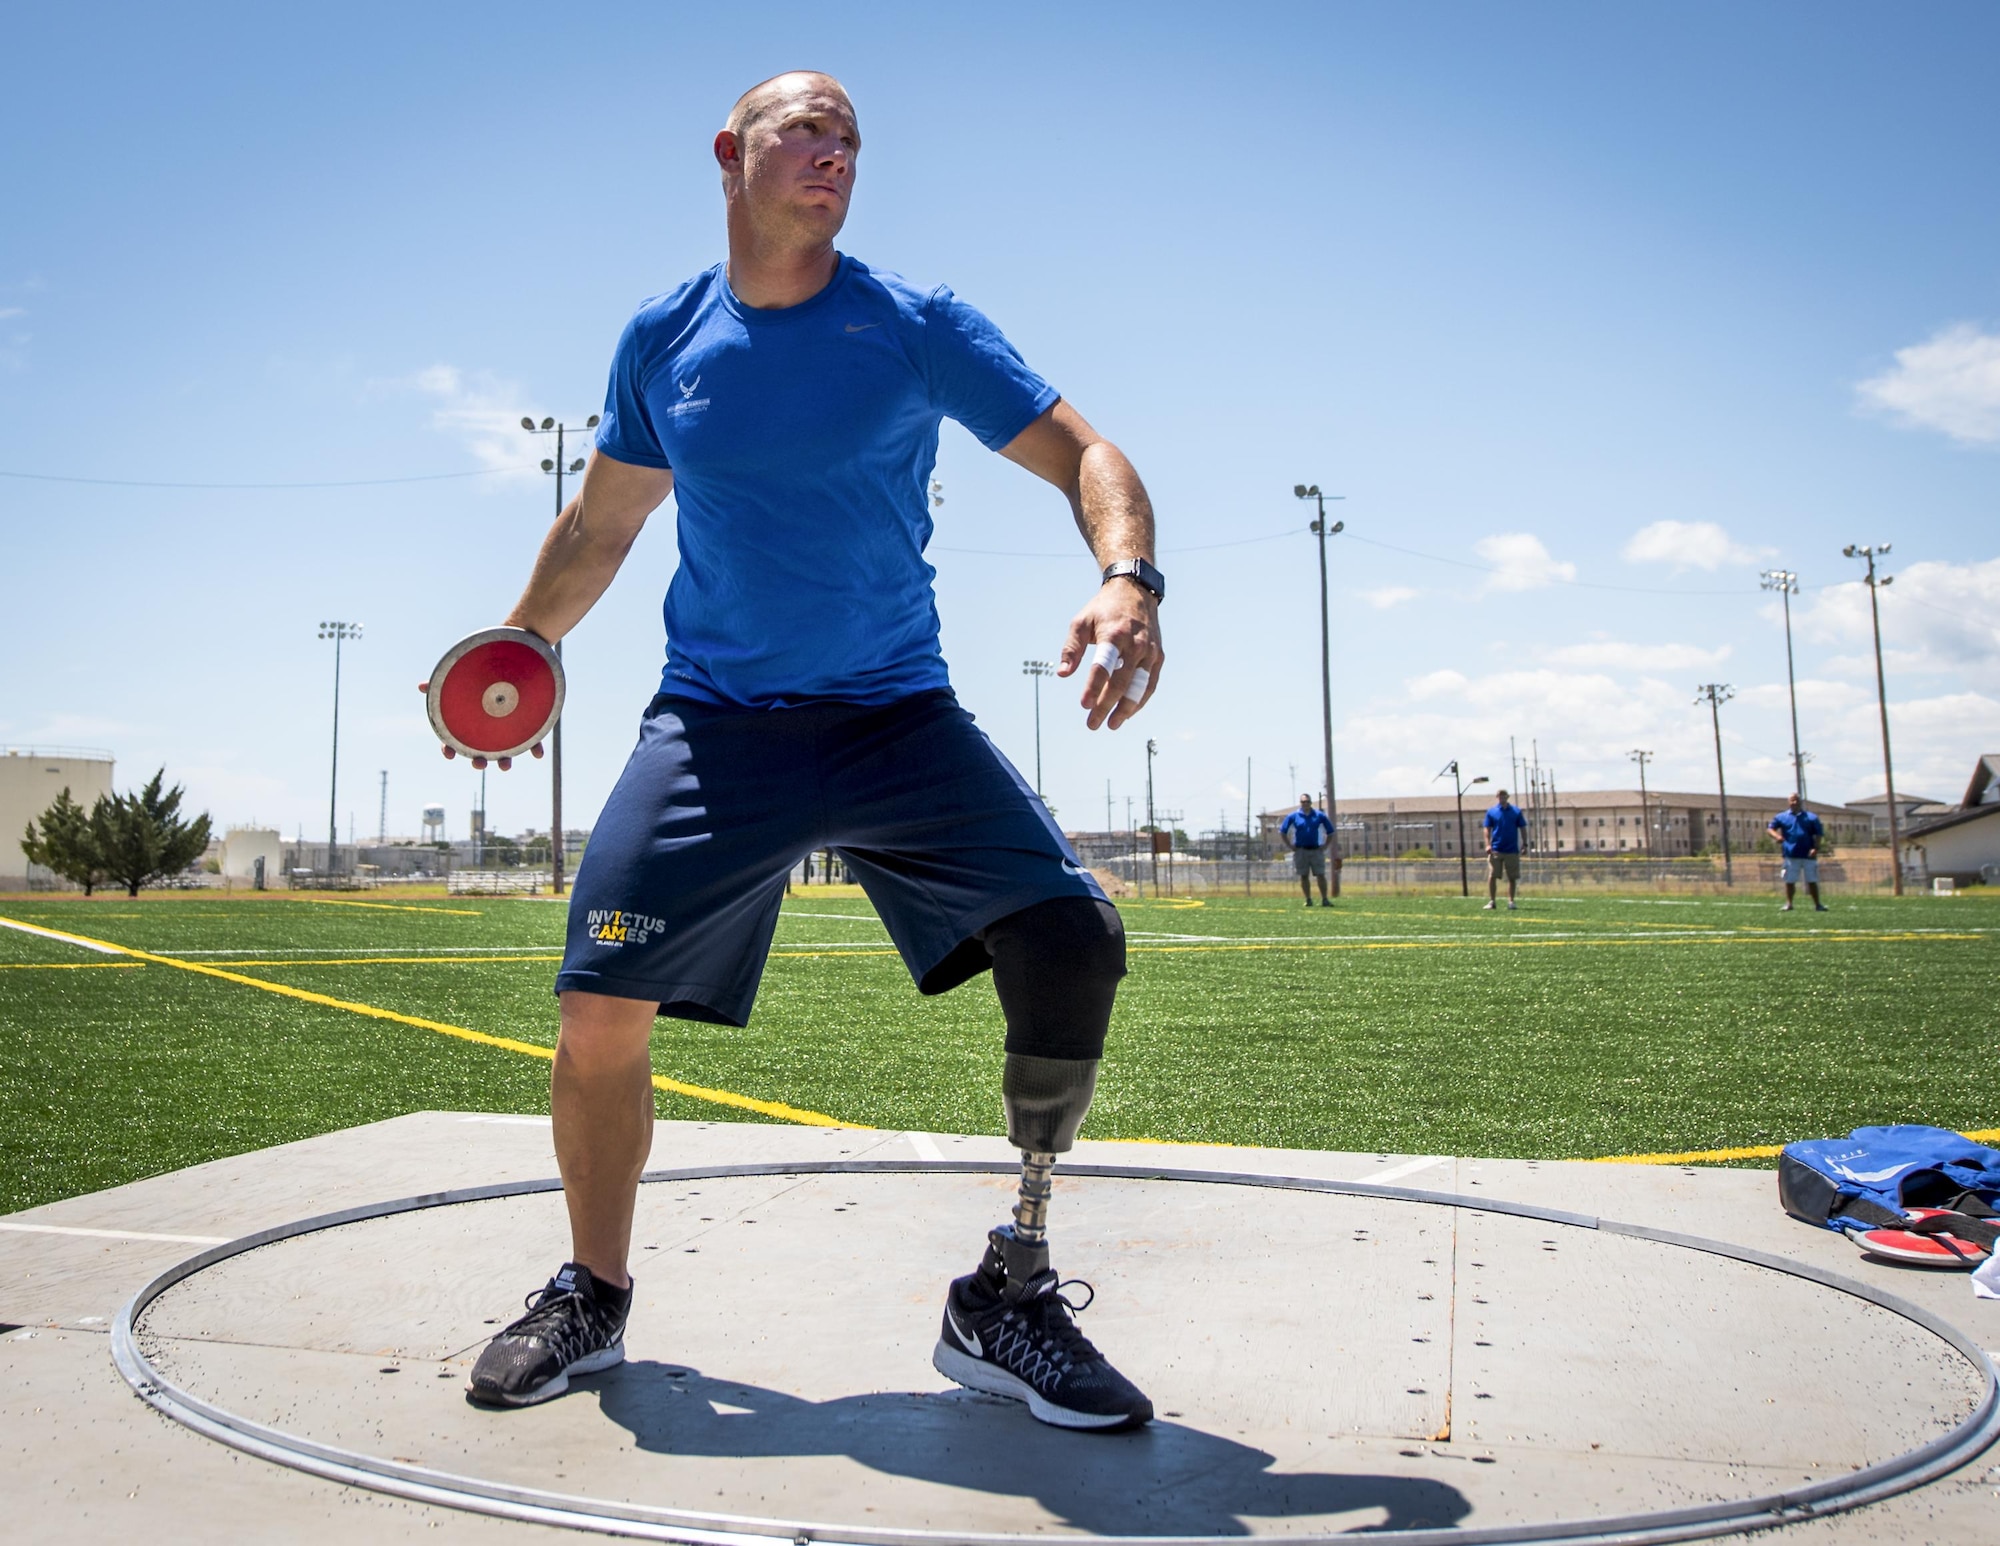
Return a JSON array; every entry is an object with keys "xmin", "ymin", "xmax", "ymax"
[{"xmin": 592, "ymin": 1361, "xmax": 1470, "ymax": 1535}]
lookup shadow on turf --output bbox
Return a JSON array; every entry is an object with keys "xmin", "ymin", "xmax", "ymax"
[{"xmin": 587, "ymin": 1361, "xmax": 1471, "ymax": 1535}]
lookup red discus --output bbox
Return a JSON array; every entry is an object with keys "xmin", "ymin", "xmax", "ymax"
[{"xmin": 424, "ymin": 628, "xmax": 564, "ymax": 760}]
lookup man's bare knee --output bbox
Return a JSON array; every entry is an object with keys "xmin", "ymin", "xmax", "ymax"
[{"xmin": 557, "ymin": 991, "xmax": 658, "ymax": 1073}]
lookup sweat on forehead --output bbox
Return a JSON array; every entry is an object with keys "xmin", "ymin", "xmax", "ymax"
[{"xmin": 725, "ymin": 72, "xmax": 854, "ymax": 139}]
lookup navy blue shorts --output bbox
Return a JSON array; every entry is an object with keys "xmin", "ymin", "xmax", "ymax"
[{"xmin": 555, "ymin": 689, "xmax": 1106, "ymax": 1025}]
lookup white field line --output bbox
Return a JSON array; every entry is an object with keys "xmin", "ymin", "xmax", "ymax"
[
  {"xmin": 906, "ymin": 1132, "xmax": 945, "ymax": 1162},
  {"xmin": 1370, "ymin": 1155, "xmax": 1449, "ymax": 1184},
  {"xmin": 0, "ymin": 1221, "xmax": 230, "ymax": 1245},
  {"xmin": 1122, "ymin": 927, "xmax": 1993, "ymax": 946},
  {"xmin": 0, "ymin": 917, "xmax": 121, "ymax": 954},
  {"xmin": 778, "ymin": 911, "xmax": 888, "ymax": 925}
]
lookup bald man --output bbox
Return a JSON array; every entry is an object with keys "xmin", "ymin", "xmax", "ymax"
[{"xmin": 464, "ymin": 73, "xmax": 1163, "ymax": 1431}]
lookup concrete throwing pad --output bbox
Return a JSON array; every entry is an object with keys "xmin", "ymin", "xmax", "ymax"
[{"xmin": 118, "ymin": 1162, "xmax": 1997, "ymax": 1545}]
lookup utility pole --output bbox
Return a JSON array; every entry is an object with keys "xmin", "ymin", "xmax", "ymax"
[
  {"xmin": 378, "ymin": 770, "xmax": 388, "ymax": 844},
  {"xmin": 523, "ymin": 413, "xmax": 599, "ymax": 893},
  {"xmin": 1844, "ymin": 543, "xmax": 1903, "ymax": 895},
  {"xmin": 1760, "ymin": 569, "xmax": 1807, "ymax": 801},
  {"xmin": 317, "ymin": 622, "xmax": 362, "ymax": 876},
  {"xmin": 1292, "ymin": 485, "xmax": 1345, "ymax": 854},
  {"xmin": 1245, "ymin": 756, "xmax": 1253, "ymax": 897},
  {"xmin": 1628, "ymin": 749, "xmax": 1654, "ymax": 878},
  {"xmin": 1021, "ymin": 660, "xmax": 1054, "ymax": 797},
  {"xmin": 1696, "ymin": 684, "xmax": 1736, "ymax": 885}
]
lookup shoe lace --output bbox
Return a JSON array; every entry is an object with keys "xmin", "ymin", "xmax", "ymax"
[
  {"xmin": 994, "ymin": 1276, "xmax": 1103, "ymax": 1390},
  {"xmin": 501, "ymin": 1282, "xmax": 591, "ymax": 1356}
]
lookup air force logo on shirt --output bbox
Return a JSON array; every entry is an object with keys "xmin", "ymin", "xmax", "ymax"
[{"xmin": 669, "ymin": 373, "xmax": 710, "ymax": 419}]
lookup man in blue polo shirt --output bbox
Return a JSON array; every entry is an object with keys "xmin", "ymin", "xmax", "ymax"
[
  {"xmin": 1483, "ymin": 789, "xmax": 1527, "ymax": 910},
  {"xmin": 1280, "ymin": 793, "xmax": 1335, "ymax": 906},
  {"xmin": 459, "ymin": 73, "xmax": 1162, "ymax": 1431},
  {"xmin": 1767, "ymin": 793, "xmax": 1829, "ymax": 912}
]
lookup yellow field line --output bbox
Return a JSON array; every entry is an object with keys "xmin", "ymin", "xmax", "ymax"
[
  {"xmin": 1590, "ymin": 1129, "xmax": 2000, "ymax": 1165},
  {"xmin": 1120, "ymin": 931, "xmax": 1985, "ymax": 956},
  {"xmin": 0, "ymin": 961, "xmax": 146, "ymax": 970},
  {"xmin": 203, "ymin": 955, "xmax": 565, "ymax": 968},
  {"xmin": 0, "ymin": 913, "xmax": 850, "ymax": 1129},
  {"xmin": 285, "ymin": 896, "xmax": 485, "ymax": 916}
]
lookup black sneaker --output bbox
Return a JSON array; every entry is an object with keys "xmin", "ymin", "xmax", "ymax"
[
  {"xmin": 933, "ymin": 1226, "xmax": 1152, "ymax": 1431},
  {"xmin": 467, "ymin": 1262, "xmax": 629, "ymax": 1407}
]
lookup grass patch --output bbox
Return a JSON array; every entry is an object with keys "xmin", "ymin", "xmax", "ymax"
[{"xmin": 1, "ymin": 891, "xmax": 1994, "ymax": 1211}]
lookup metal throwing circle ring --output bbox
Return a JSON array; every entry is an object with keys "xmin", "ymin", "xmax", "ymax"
[{"xmin": 112, "ymin": 1160, "xmax": 2000, "ymax": 1545}]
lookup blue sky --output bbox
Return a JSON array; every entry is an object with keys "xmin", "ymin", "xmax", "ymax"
[{"xmin": 4, "ymin": 1, "xmax": 1996, "ymax": 844}]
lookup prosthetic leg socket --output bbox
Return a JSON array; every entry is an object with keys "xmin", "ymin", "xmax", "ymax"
[{"xmin": 987, "ymin": 1053, "xmax": 1100, "ymax": 1297}]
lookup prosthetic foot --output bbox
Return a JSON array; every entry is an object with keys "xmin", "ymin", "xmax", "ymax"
[{"xmin": 932, "ymin": 1055, "xmax": 1152, "ymax": 1430}]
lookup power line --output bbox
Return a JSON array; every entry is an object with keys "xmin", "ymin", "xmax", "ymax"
[{"xmin": 0, "ymin": 466, "xmax": 515, "ymax": 490}]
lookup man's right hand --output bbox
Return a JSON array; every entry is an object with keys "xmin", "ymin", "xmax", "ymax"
[{"xmin": 415, "ymin": 677, "xmax": 546, "ymax": 772}]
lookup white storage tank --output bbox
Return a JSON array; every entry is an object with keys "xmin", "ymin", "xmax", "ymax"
[
  {"xmin": 1, "ymin": 746, "xmax": 116, "ymax": 888},
  {"xmin": 220, "ymin": 828, "xmax": 284, "ymax": 883}
]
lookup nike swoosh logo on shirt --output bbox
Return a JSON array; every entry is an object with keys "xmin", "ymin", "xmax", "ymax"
[
  {"xmin": 844, "ymin": 322, "xmax": 881, "ymax": 333},
  {"xmin": 946, "ymin": 1304, "xmax": 982, "ymax": 1357}
]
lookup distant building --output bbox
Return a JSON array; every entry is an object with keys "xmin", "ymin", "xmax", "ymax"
[
  {"xmin": 219, "ymin": 828, "xmax": 283, "ymax": 883},
  {"xmin": 1901, "ymin": 755, "xmax": 2000, "ymax": 886},
  {"xmin": 0, "ymin": 746, "xmax": 115, "ymax": 888},
  {"xmin": 1258, "ymin": 790, "xmax": 1874, "ymax": 859},
  {"xmin": 1846, "ymin": 790, "xmax": 1953, "ymax": 843}
]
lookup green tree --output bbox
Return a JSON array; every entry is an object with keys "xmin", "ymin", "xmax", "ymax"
[
  {"xmin": 90, "ymin": 769, "xmax": 212, "ymax": 897},
  {"xmin": 21, "ymin": 787, "xmax": 108, "ymax": 895}
]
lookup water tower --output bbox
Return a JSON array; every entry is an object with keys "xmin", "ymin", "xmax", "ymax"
[{"xmin": 422, "ymin": 803, "xmax": 446, "ymax": 844}]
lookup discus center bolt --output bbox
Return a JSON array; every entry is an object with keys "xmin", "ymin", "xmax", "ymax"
[{"xmin": 482, "ymin": 681, "xmax": 520, "ymax": 717}]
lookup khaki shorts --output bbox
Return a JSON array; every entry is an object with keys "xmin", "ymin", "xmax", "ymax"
[
  {"xmin": 1488, "ymin": 851, "xmax": 1521, "ymax": 881},
  {"xmin": 1292, "ymin": 846, "xmax": 1328, "ymax": 878}
]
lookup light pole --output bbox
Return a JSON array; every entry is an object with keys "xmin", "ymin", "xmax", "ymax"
[
  {"xmin": 1844, "ymin": 543, "xmax": 1903, "ymax": 895},
  {"xmin": 1696, "ymin": 684, "xmax": 1736, "ymax": 885},
  {"xmin": 1759, "ymin": 569, "xmax": 1807, "ymax": 801},
  {"xmin": 317, "ymin": 621, "xmax": 362, "ymax": 876},
  {"xmin": 1145, "ymin": 737, "xmax": 1158, "ymax": 894},
  {"xmin": 1435, "ymin": 760, "xmax": 1490, "ymax": 897},
  {"xmin": 1628, "ymin": 749, "xmax": 1654, "ymax": 877},
  {"xmin": 522, "ymin": 414, "xmax": 598, "ymax": 894},
  {"xmin": 1292, "ymin": 484, "xmax": 1345, "ymax": 848},
  {"xmin": 1021, "ymin": 660, "xmax": 1054, "ymax": 797}
]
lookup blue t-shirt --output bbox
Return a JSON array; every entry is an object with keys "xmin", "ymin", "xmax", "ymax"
[
  {"xmin": 1484, "ymin": 803, "xmax": 1527, "ymax": 853},
  {"xmin": 1281, "ymin": 809, "xmax": 1333, "ymax": 848},
  {"xmin": 1768, "ymin": 809, "xmax": 1822, "ymax": 858},
  {"xmin": 595, "ymin": 255, "xmax": 1060, "ymax": 707}
]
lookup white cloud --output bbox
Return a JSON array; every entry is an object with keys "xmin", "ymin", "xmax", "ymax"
[
  {"xmin": 1797, "ymin": 558, "xmax": 2000, "ymax": 689},
  {"xmin": 1474, "ymin": 532, "xmax": 1575, "ymax": 592},
  {"xmin": 1359, "ymin": 585, "xmax": 1419, "ymax": 610},
  {"xmin": 1855, "ymin": 324, "xmax": 2000, "ymax": 445},
  {"xmin": 0, "ymin": 307, "xmax": 24, "ymax": 321},
  {"xmin": 1406, "ymin": 669, "xmax": 1468, "ymax": 700},
  {"xmin": 385, "ymin": 364, "xmax": 542, "ymax": 481},
  {"xmin": 1621, "ymin": 519, "xmax": 1770, "ymax": 571},
  {"xmin": 1544, "ymin": 639, "xmax": 1732, "ymax": 673}
]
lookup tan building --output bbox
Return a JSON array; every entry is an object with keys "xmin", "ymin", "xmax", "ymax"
[
  {"xmin": 1901, "ymin": 755, "xmax": 2000, "ymax": 886},
  {"xmin": 1261, "ymin": 790, "xmax": 1874, "ymax": 859},
  {"xmin": 1, "ymin": 746, "xmax": 116, "ymax": 888}
]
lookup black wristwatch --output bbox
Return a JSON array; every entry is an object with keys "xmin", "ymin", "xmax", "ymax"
[{"xmin": 1102, "ymin": 556, "xmax": 1166, "ymax": 604}]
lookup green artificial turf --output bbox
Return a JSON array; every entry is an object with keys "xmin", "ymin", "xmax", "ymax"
[{"xmin": 2, "ymin": 889, "xmax": 1994, "ymax": 1212}]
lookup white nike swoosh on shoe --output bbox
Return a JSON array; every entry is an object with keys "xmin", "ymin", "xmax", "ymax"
[
  {"xmin": 946, "ymin": 1304, "xmax": 982, "ymax": 1357},
  {"xmin": 845, "ymin": 322, "xmax": 881, "ymax": 332}
]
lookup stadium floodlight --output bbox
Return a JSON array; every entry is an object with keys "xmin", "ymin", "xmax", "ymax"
[
  {"xmin": 1144, "ymin": 737, "xmax": 1160, "ymax": 894},
  {"xmin": 1845, "ymin": 543, "xmax": 1903, "ymax": 894},
  {"xmin": 1695, "ymin": 684, "xmax": 1736, "ymax": 886},
  {"xmin": 1628, "ymin": 749, "xmax": 1655, "ymax": 878},
  {"xmin": 521, "ymin": 413, "xmax": 602, "ymax": 895},
  {"xmin": 1021, "ymin": 660, "xmax": 1055, "ymax": 797},
  {"xmin": 1760, "ymin": 568, "xmax": 1807, "ymax": 800},
  {"xmin": 318, "ymin": 622, "xmax": 362, "ymax": 879},
  {"xmin": 1291, "ymin": 483, "xmax": 1347, "ymax": 857}
]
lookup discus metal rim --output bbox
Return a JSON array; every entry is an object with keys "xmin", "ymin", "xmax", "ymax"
[{"xmin": 424, "ymin": 625, "xmax": 565, "ymax": 760}]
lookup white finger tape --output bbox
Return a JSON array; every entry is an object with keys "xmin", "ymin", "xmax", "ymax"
[
  {"xmin": 1091, "ymin": 641, "xmax": 1123, "ymax": 676},
  {"xmin": 1124, "ymin": 666, "xmax": 1150, "ymax": 702}
]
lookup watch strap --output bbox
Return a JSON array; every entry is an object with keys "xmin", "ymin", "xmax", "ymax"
[{"xmin": 1102, "ymin": 557, "xmax": 1165, "ymax": 603}]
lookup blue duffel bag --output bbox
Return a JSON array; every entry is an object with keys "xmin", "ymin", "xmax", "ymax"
[{"xmin": 1778, "ymin": 1125, "xmax": 2000, "ymax": 1235}]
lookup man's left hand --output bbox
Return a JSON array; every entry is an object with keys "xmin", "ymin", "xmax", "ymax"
[{"xmin": 1057, "ymin": 581, "xmax": 1163, "ymax": 731}]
